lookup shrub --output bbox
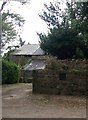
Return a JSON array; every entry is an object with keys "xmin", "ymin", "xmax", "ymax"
[
  {"xmin": 46, "ymin": 56, "xmax": 60, "ymax": 70},
  {"xmin": 46, "ymin": 56, "xmax": 68, "ymax": 71},
  {"xmin": 2, "ymin": 60, "xmax": 20, "ymax": 84},
  {"xmin": 76, "ymin": 48, "xmax": 84, "ymax": 59}
]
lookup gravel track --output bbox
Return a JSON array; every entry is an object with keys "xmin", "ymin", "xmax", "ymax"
[{"xmin": 2, "ymin": 83, "xmax": 86, "ymax": 118}]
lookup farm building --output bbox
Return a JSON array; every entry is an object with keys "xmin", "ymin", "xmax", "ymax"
[
  {"xmin": 10, "ymin": 44, "xmax": 45, "ymax": 65},
  {"xmin": 10, "ymin": 45, "xmax": 87, "ymax": 95},
  {"xmin": 10, "ymin": 44, "xmax": 46, "ymax": 83},
  {"xmin": 20, "ymin": 57, "xmax": 46, "ymax": 83}
]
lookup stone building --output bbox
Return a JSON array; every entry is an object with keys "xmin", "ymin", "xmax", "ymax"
[
  {"xmin": 20, "ymin": 56, "xmax": 46, "ymax": 83},
  {"xmin": 10, "ymin": 44, "xmax": 45, "ymax": 65},
  {"xmin": 10, "ymin": 44, "xmax": 46, "ymax": 83}
]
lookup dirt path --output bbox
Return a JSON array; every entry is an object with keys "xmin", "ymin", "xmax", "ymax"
[{"xmin": 2, "ymin": 83, "xmax": 86, "ymax": 118}]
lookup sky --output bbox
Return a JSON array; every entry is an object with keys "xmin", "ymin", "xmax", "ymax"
[
  {"xmin": 1, "ymin": 0, "xmax": 67, "ymax": 45},
  {"xmin": 2, "ymin": 0, "xmax": 55, "ymax": 44},
  {"xmin": 1, "ymin": 0, "xmax": 85, "ymax": 45}
]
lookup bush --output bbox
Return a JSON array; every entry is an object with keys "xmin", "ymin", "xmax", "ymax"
[
  {"xmin": 46, "ymin": 56, "xmax": 68, "ymax": 71},
  {"xmin": 76, "ymin": 48, "xmax": 84, "ymax": 59},
  {"xmin": 2, "ymin": 60, "xmax": 20, "ymax": 84},
  {"xmin": 46, "ymin": 56, "xmax": 60, "ymax": 70}
]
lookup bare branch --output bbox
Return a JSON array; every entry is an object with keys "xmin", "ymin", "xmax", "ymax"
[{"xmin": 0, "ymin": 1, "xmax": 7, "ymax": 12}]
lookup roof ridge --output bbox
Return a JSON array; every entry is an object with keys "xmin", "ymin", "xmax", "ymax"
[
  {"xmin": 24, "ymin": 43, "xmax": 40, "ymax": 45},
  {"xmin": 33, "ymin": 46, "xmax": 40, "ymax": 55}
]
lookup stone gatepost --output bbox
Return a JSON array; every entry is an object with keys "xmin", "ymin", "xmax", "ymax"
[{"xmin": 32, "ymin": 70, "xmax": 38, "ymax": 93}]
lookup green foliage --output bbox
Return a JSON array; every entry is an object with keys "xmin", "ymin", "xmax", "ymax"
[
  {"xmin": 3, "ymin": 49, "xmax": 15, "ymax": 61},
  {"xmin": 19, "ymin": 35, "xmax": 25, "ymax": 47},
  {"xmin": 46, "ymin": 56, "xmax": 60, "ymax": 70},
  {"xmin": 39, "ymin": 27, "xmax": 87, "ymax": 59},
  {"xmin": 39, "ymin": 2, "xmax": 61, "ymax": 27},
  {"xmin": 76, "ymin": 48, "xmax": 84, "ymax": 59},
  {"xmin": 46, "ymin": 56, "xmax": 68, "ymax": 71},
  {"xmin": 38, "ymin": 1, "xmax": 88, "ymax": 59},
  {"xmin": 2, "ymin": 60, "xmax": 20, "ymax": 84},
  {"xmin": 2, "ymin": 10, "xmax": 25, "ymax": 49}
]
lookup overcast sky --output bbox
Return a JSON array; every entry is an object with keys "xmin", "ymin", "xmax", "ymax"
[
  {"xmin": 1, "ymin": 0, "xmax": 85, "ymax": 45},
  {"xmin": 2, "ymin": 0, "xmax": 67, "ymax": 44},
  {"xmin": 2, "ymin": 0, "xmax": 52, "ymax": 44}
]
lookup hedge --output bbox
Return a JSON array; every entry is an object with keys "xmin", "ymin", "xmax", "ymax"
[{"xmin": 2, "ymin": 60, "xmax": 20, "ymax": 84}]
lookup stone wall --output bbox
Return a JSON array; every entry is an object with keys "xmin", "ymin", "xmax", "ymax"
[
  {"xmin": 20, "ymin": 70, "xmax": 33, "ymax": 83},
  {"xmin": 32, "ymin": 60, "xmax": 87, "ymax": 95},
  {"xmin": 10, "ymin": 55, "xmax": 32, "ymax": 65}
]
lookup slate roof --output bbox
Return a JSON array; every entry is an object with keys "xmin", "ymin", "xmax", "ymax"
[
  {"xmin": 22, "ymin": 60, "xmax": 46, "ymax": 70},
  {"xmin": 12, "ymin": 44, "xmax": 45, "ymax": 55}
]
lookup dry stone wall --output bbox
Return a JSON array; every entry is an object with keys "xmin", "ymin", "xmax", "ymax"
[
  {"xmin": 20, "ymin": 70, "xmax": 33, "ymax": 83},
  {"xmin": 32, "ymin": 60, "xmax": 87, "ymax": 95}
]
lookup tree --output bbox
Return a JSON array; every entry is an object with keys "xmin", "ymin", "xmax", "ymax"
[
  {"xmin": 38, "ymin": 1, "xmax": 88, "ymax": 59},
  {"xmin": 0, "ymin": 0, "xmax": 30, "ymax": 12},
  {"xmin": 0, "ymin": 0, "xmax": 31, "ymax": 53},
  {"xmin": 18, "ymin": 35, "xmax": 25, "ymax": 47},
  {"xmin": 38, "ymin": 27, "xmax": 85, "ymax": 59},
  {"xmin": 0, "ymin": 0, "xmax": 7, "ymax": 12},
  {"xmin": 1, "ymin": 10, "xmax": 25, "ymax": 48},
  {"xmin": 39, "ymin": 2, "xmax": 62, "ymax": 28}
]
